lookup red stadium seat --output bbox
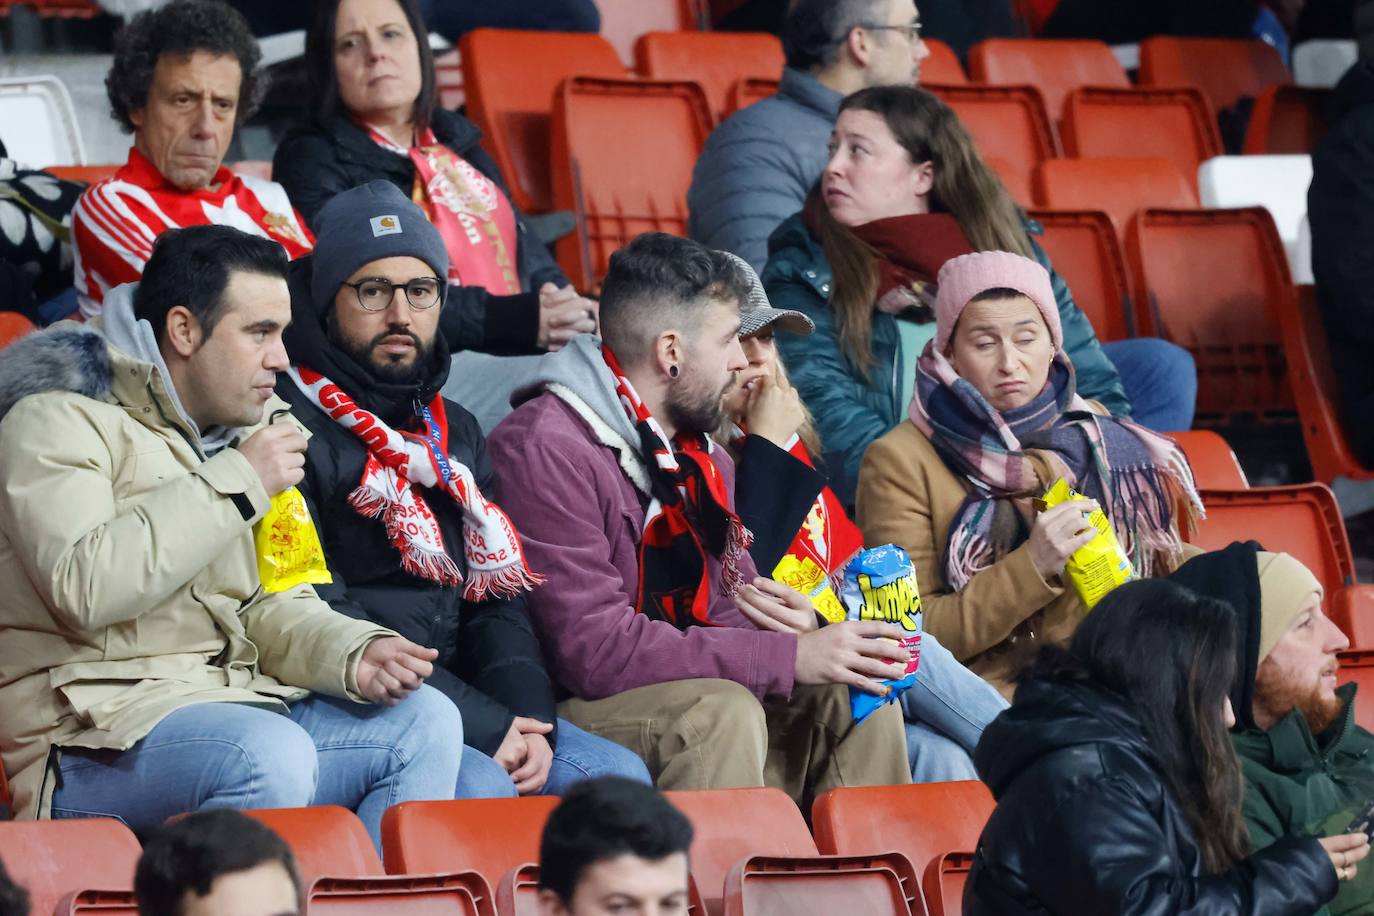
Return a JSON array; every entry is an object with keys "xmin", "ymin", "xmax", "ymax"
[
  {"xmin": 1280, "ymin": 286, "xmax": 1374, "ymax": 484},
  {"xmin": 246, "ymin": 806, "xmax": 384, "ymax": 881},
  {"xmin": 1339, "ymin": 650, "xmax": 1374, "ymax": 733},
  {"xmin": 922, "ymin": 852, "xmax": 974, "ymax": 916},
  {"xmin": 968, "ymin": 39, "xmax": 1129, "ymax": 122},
  {"xmin": 812, "ymin": 781, "xmax": 995, "ymax": 879},
  {"xmin": 382, "ymin": 797, "xmax": 562, "ymax": 883},
  {"xmin": 306, "ymin": 872, "xmax": 497, "ymax": 915},
  {"xmin": 46, "ymin": 164, "xmax": 118, "ymax": 184},
  {"xmin": 727, "ymin": 77, "xmax": 780, "ymax": 116},
  {"xmin": 921, "ymin": 38, "xmax": 967, "ymax": 85},
  {"xmin": 1061, "ymin": 88, "xmax": 1222, "ymax": 184},
  {"xmin": 1169, "ymin": 430, "xmax": 1249, "ymax": 490},
  {"xmin": 635, "ymin": 31, "xmax": 785, "ymax": 122},
  {"xmin": 1139, "ymin": 36, "xmax": 1291, "ymax": 115},
  {"xmin": 1026, "ymin": 209, "xmax": 1131, "ymax": 341},
  {"xmin": 459, "ymin": 29, "xmax": 625, "ymax": 214},
  {"xmin": 0, "ymin": 313, "xmax": 35, "ymax": 350},
  {"xmin": 1244, "ymin": 85, "xmax": 1331, "ymax": 154},
  {"xmin": 1126, "ymin": 207, "xmax": 1292, "ymax": 423},
  {"xmin": 0, "ymin": 818, "xmax": 141, "ymax": 916},
  {"xmin": 54, "ymin": 889, "xmax": 139, "ymax": 915},
  {"xmin": 550, "ymin": 77, "xmax": 713, "ymax": 290},
  {"xmin": 600, "ymin": 0, "xmax": 706, "ymax": 64},
  {"xmin": 985, "ymin": 157, "xmax": 1033, "ymax": 207},
  {"xmin": 721, "ymin": 853, "xmax": 924, "ymax": 916},
  {"xmin": 0, "ymin": 763, "xmax": 10, "ymax": 820},
  {"xmin": 498, "ymin": 862, "xmax": 709, "ymax": 915},
  {"xmin": 927, "ymin": 84, "xmax": 1059, "ymax": 211},
  {"xmin": 1032, "ymin": 158, "xmax": 1197, "ymax": 243}
]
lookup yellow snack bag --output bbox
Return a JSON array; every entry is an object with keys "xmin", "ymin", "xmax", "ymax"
[
  {"xmin": 773, "ymin": 553, "xmax": 848, "ymax": 624},
  {"xmin": 255, "ymin": 487, "xmax": 332, "ymax": 593},
  {"xmin": 1035, "ymin": 478, "xmax": 1135, "ymax": 608}
]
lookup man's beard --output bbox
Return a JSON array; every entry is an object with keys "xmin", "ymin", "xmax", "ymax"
[
  {"xmin": 1254, "ymin": 659, "xmax": 1344, "ymax": 736},
  {"xmin": 664, "ymin": 368, "xmax": 733, "ymax": 437},
  {"xmin": 330, "ymin": 321, "xmax": 434, "ymax": 385}
]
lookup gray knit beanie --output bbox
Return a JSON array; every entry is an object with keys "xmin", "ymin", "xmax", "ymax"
[{"xmin": 310, "ymin": 180, "xmax": 450, "ymax": 311}]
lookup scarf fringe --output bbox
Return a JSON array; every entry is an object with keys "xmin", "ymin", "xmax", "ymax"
[
  {"xmin": 719, "ymin": 519, "xmax": 756, "ymax": 598},
  {"xmin": 465, "ymin": 564, "xmax": 548, "ymax": 603}
]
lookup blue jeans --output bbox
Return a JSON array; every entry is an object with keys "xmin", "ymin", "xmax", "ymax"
[
  {"xmin": 456, "ymin": 719, "xmax": 652, "ymax": 798},
  {"xmin": 50, "ymin": 686, "xmax": 463, "ymax": 851},
  {"xmin": 1101, "ymin": 338, "xmax": 1197, "ymax": 433},
  {"xmin": 900, "ymin": 632, "xmax": 1008, "ymax": 783}
]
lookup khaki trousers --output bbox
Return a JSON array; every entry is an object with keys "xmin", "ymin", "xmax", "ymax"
[{"xmin": 558, "ymin": 679, "xmax": 911, "ymax": 809}]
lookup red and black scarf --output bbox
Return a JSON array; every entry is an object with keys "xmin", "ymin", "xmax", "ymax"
[{"xmin": 603, "ymin": 345, "xmax": 753, "ymax": 629}]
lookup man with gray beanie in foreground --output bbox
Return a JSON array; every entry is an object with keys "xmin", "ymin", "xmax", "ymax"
[{"xmin": 277, "ymin": 181, "xmax": 651, "ymax": 800}]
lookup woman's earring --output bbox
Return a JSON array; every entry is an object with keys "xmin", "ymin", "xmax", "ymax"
[{"xmin": 668, "ymin": 365, "xmax": 680, "ymax": 379}]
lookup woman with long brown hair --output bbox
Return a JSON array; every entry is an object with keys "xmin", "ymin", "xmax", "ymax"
[
  {"xmin": 761, "ymin": 85, "xmax": 1194, "ymax": 506},
  {"xmin": 964, "ymin": 576, "xmax": 1366, "ymax": 915}
]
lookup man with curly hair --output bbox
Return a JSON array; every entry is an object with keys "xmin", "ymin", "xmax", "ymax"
[{"xmin": 72, "ymin": 0, "xmax": 314, "ymax": 321}]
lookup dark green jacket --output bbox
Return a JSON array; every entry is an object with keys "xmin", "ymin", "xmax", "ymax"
[
  {"xmin": 1234, "ymin": 684, "xmax": 1374, "ymax": 916},
  {"xmin": 762, "ymin": 213, "xmax": 1130, "ymax": 507}
]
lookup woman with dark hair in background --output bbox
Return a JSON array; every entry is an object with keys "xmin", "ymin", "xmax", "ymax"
[
  {"xmin": 965, "ymin": 577, "xmax": 1366, "ymax": 915},
  {"xmin": 272, "ymin": 0, "xmax": 597, "ymax": 430}
]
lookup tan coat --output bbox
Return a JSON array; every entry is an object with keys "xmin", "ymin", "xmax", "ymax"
[{"xmin": 0, "ymin": 328, "xmax": 393, "ymax": 819}]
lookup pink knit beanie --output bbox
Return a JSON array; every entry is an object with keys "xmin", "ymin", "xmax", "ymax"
[{"xmin": 934, "ymin": 250, "xmax": 1062, "ymax": 353}]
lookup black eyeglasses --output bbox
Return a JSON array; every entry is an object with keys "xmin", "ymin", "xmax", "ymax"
[
  {"xmin": 863, "ymin": 20, "xmax": 923, "ymax": 41},
  {"xmin": 342, "ymin": 277, "xmax": 442, "ymax": 311}
]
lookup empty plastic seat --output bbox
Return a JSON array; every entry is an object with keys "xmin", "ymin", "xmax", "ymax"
[
  {"xmin": 665, "ymin": 787, "xmax": 817, "ymax": 915},
  {"xmin": 601, "ymin": 0, "xmax": 705, "ymax": 64},
  {"xmin": 1026, "ymin": 209, "xmax": 1131, "ymax": 341},
  {"xmin": 0, "ymin": 818, "xmax": 141, "ymax": 916},
  {"xmin": 499, "ymin": 861, "xmax": 708, "ymax": 915},
  {"xmin": 1061, "ymin": 87, "xmax": 1222, "ymax": 183},
  {"xmin": 985, "ymin": 157, "xmax": 1033, "ymax": 206},
  {"xmin": 45, "ymin": 164, "xmax": 118, "ymax": 184},
  {"xmin": 0, "ymin": 313, "xmax": 37, "ymax": 350},
  {"xmin": 812, "ymin": 781, "xmax": 995, "ymax": 877},
  {"xmin": 1127, "ymin": 206, "xmax": 1293, "ymax": 423},
  {"xmin": 968, "ymin": 39, "xmax": 1129, "ymax": 121},
  {"xmin": 1293, "ymin": 39, "xmax": 1358, "ymax": 89},
  {"xmin": 728, "ymin": 77, "xmax": 780, "ymax": 116},
  {"xmin": 722, "ymin": 853, "xmax": 922, "ymax": 916},
  {"xmin": 1168, "ymin": 430, "xmax": 1248, "ymax": 490},
  {"xmin": 1280, "ymin": 285, "xmax": 1374, "ymax": 485},
  {"xmin": 246, "ymin": 806, "xmax": 384, "ymax": 881},
  {"xmin": 550, "ymin": 77, "xmax": 713, "ymax": 290},
  {"xmin": 54, "ymin": 889, "xmax": 140, "ymax": 915},
  {"xmin": 1032, "ymin": 158, "xmax": 1198, "ymax": 242},
  {"xmin": 459, "ymin": 29, "xmax": 626, "ymax": 214},
  {"xmin": 1339, "ymin": 650, "xmax": 1374, "ymax": 732},
  {"xmin": 1187, "ymin": 484, "xmax": 1374, "ymax": 644},
  {"xmin": 1244, "ymin": 85, "xmax": 1330, "ymax": 154},
  {"xmin": 923, "ymin": 852, "xmax": 973, "ymax": 916},
  {"xmin": 1198, "ymin": 155, "xmax": 1313, "ymax": 286},
  {"xmin": 307, "ymin": 873, "xmax": 497, "ymax": 915},
  {"xmin": 382, "ymin": 796, "xmax": 562, "ymax": 883},
  {"xmin": 0, "ymin": 75, "xmax": 87, "ymax": 169},
  {"xmin": 636, "ymin": 31, "xmax": 785, "ymax": 122},
  {"xmin": 921, "ymin": 38, "xmax": 967, "ymax": 85},
  {"xmin": 1139, "ymin": 36, "xmax": 1291, "ymax": 115},
  {"xmin": 927, "ymin": 84, "xmax": 1059, "ymax": 209}
]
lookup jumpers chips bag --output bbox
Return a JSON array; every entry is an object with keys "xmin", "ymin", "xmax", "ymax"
[
  {"xmin": 1035, "ymin": 478, "xmax": 1135, "ymax": 608},
  {"xmin": 839, "ymin": 545, "xmax": 923, "ymax": 724},
  {"xmin": 254, "ymin": 487, "xmax": 332, "ymax": 593}
]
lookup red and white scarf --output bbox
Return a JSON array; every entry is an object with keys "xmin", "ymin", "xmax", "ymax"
[{"xmin": 287, "ymin": 366, "xmax": 542, "ymax": 601}]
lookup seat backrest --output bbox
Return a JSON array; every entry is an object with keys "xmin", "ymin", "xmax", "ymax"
[
  {"xmin": 459, "ymin": 29, "xmax": 625, "ymax": 214},
  {"xmin": 0, "ymin": 312, "xmax": 37, "ymax": 351},
  {"xmin": 921, "ymin": 38, "xmax": 967, "ymax": 85},
  {"xmin": 727, "ymin": 77, "xmax": 780, "ymax": 116},
  {"xmin": 1339, "ymin": 650, "xmax": 1374, "ymax": 733},
  {"xmin": 1032, "ymin": 158, "xmax": 1197, "ymax": 242},
  {"xmin": 1169, "ymin": 430, "xmax": 1248, "ymax": 489},
  {"xmin": 1198, "ymin": 154, "xmax": 1313, "ymax": 283},
  {"xmin": 382, "ymin": 797, "xmax": 562, "ymax": 883},
  {"xmin": 722, "ymin": 853, "xmax": 924, "ymax": 916},
  {"xmin": 636, "ymin": 31, "xmax": 784, "ymax": 122},
  {"xmin": 1126, "ymin": 206, "xmax": 1293, "ymax": 421},
  {"xmin": 969, "ymin": 39, "xmax": 1129, "ymax": 120},
  {"xmin": 1280, "ymin": 285, "xmax": 1373, "ymax": 483},
  {"xmin": 1026, "ymin": 209, "xmax": 1131, "ymax": 341},
  {"xmin": 811, "ymin": 781, "xmax": 995, "ymax": 877},
  {"xmin": 1187, "ymin": 485, "xmax": 1356, "ymax": 619},
  {"xmin": 1138, "ymin": 36, "xmax": 1291, "ymax": 114},
  {"xmin": 665, "ymin": 788, "xmax": 817, "ymax": 915},
  {"xmin": 921, "ymin": 852, "xmax": 973, "ymax": 916},
  {"xmin": 600, "ymin": 0, "xmax": 704, "ymax": 64},
  {"xmin": 0, "ymin": 75, "xmax": 86, "ymax": 168},
  {"xmin": 247, "ymin": 806, "xmax": 384, "ymax": 881},
  {"xmin": 0, "ymin": 818, "xmax": 142, "ymax": 916},
  {"xmin": 499, "ymin": 862, "xmax": 709, "ymax": 915},
  {"xmin": 1244, "ymin": 85, "xmax": 1330, "ymax": 154},
  {"xmin": 927, "ymin": 84, "xmax": 1058, "ymax": 208},
  {"xmin": 305, "ymin": 873, "xmax": 497, "ymax": 915},
  {"xmin": 550, "ymin": 77, "xmax": 713, "ymax": 290},
  {"xmin": 45, "ymin": 164, "xmax": 118, "ymax": 184},
  {"xmin": 1061, "ymin": 87, "xmax": 1221, "ymax": 182},
  {"xmin": 1293, "ymin": 39, "xmax": 1358, "ymax": 89}
]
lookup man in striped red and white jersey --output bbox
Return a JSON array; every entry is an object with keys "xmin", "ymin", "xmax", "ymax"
[{"xmin": 72, "ymin": 0, "xmax": 314, "ymax": 321}]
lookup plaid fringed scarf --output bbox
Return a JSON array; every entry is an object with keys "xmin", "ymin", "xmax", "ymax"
[
  {"xmin": 907, "ymin": 347, "xmax": 1201, "ymax": 590},
  {"xmin": 287, "ymin": 366, "xmax": 543, "ymax": 601},
  {"xmin": 603, "ymin": 345, "xmax": 753, "ymax": 629}
]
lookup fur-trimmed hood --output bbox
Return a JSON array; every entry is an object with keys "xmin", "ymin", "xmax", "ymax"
[{"xmin": 0, "ymin": 324, "xmax": 112, "ymax": 424}]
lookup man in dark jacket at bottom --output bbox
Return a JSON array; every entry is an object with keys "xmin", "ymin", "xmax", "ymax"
[
  {"xmin": 1170, "ymin": 542, "xmax": 1374, "ymax": 916},
  {"xmin": 277, "ymin": 181, "xmax": 651, "ymax": 798}
]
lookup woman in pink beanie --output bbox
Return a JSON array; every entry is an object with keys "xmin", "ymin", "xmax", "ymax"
[{"xmin": 857, "ymin": 250, "xmax": 1203, "ymax": 695}]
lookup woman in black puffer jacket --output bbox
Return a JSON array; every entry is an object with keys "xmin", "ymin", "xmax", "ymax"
[{"xmin": 965, "ymin": 577, "xmax": 1365, "ymax": 916}]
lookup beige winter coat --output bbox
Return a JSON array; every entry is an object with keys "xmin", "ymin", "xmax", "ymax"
[{"xmin": 0, "ymin": 325, "xmax": 393, "ymax": 819}]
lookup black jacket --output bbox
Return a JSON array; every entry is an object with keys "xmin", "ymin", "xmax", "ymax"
[
  {"xmin": 276, "ymin": 258, "xmax": 557, "ymax": 755},
  {"xmin": 1309, "ymin": 59, "xmax": 1374, "ymax": 466},
  {"xmin": 732, "ymin": 434, "xmax": 825, "ymax": 573},
  {"xmin": 965, "ymin": 677, "xmax": 1337, "ymax": 916},
  {"xmin": 272, "ymin": 109, "xmax": 568, "ymax": 360}
]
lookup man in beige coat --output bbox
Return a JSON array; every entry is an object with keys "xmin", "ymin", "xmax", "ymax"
[{"xmin": 0, "ymin": 225, "xmax": 462, "ymax": 849}]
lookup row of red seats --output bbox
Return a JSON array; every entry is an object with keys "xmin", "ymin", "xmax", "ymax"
[{"xmin": 0, "ymin": 783, "xmax": 997, "ymax": 916}]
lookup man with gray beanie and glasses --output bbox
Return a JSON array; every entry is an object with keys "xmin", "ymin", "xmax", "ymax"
[{"xmin": 277, "ymin": 181, "xmax": 652, "ymax": 801}]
